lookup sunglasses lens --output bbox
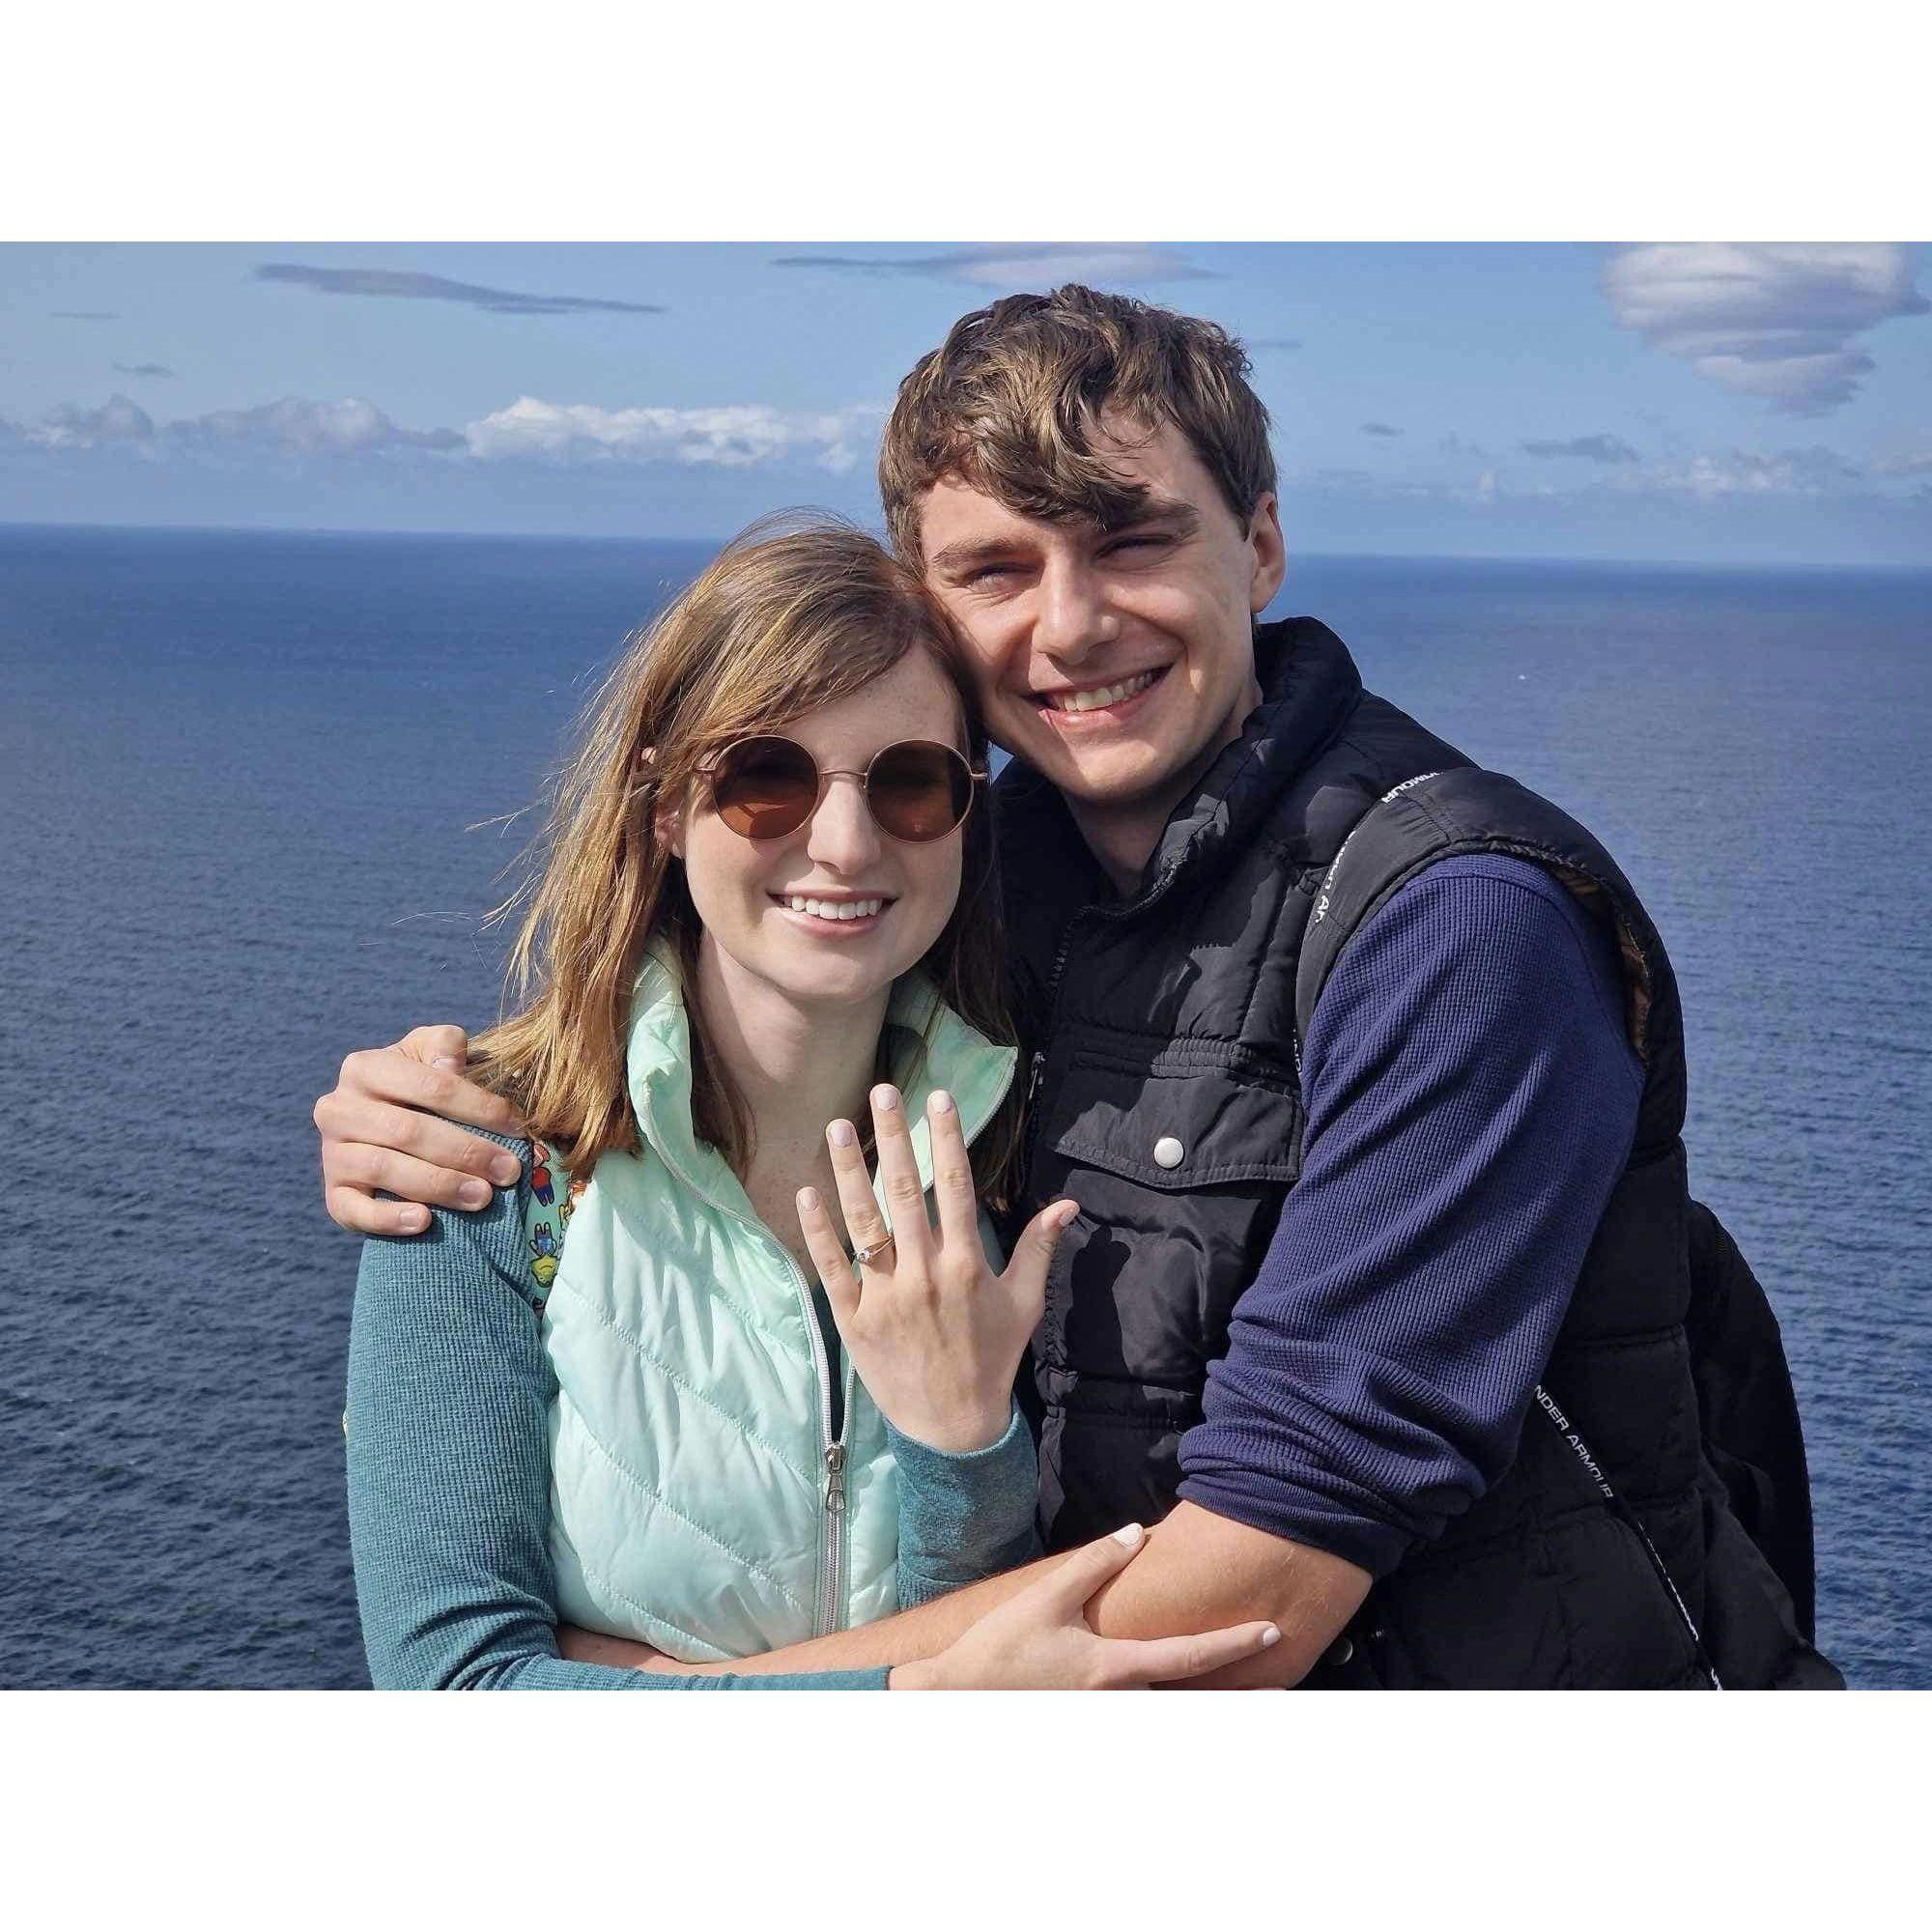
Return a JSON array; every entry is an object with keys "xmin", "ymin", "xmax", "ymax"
[
  {"xmin": 711, "ymin": 737, "xmax": 818, "ymax": 838},
  {"xmin": 867, "ymin": 741, "xmax": 973, "ymax": 842}
]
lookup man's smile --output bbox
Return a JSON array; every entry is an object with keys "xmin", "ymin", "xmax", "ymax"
[{"xmin": 1032, "ymin": 664, "xmax": 1172, "ymax": 727}]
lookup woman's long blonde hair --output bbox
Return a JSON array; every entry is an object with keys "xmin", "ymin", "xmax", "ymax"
[{"xmin": 470, "ymin": 515, "xmax": 1021, "ymax": 1204}]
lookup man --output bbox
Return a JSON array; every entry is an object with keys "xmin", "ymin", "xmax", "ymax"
[{"xmin": 317, "ymin": 286, "xmax": 1837, "ymax": 1688}]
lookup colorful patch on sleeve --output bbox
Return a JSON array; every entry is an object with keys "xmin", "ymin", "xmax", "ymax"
[{"xmin": 520, "ymin": 1147, "xmax": 574, "ymax": 1301}]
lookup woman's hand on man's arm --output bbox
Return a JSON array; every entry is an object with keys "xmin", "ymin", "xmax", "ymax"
[
  {"xmin": 315, "ymin": 1025, "xmax": 527, "ymax": 1235},
  {"xmin": 577, "ymin": 1524, "xmax": 1288, "ymax": 1690},
  {"xmin": 655, "ymin": 1503, "xmax": 1367, "ymax": 1689}
]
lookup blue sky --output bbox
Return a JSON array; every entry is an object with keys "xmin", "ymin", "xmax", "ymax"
[{"xmin": 4, "ymin": 242, "xmax": 1929, "ymax": 564}]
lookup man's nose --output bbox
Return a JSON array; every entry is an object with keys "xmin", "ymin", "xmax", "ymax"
[
  {"xmin": 1034, "ymin": 553, "xmax": 1121, "ymax": 664},
  {"xmin": 805, "ymin": 773, "xmax": 882, "ymax": 873}
]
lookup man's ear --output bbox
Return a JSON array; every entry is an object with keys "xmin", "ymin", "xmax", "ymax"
[
  {"xmin": 639, "ymin": 746, "xmax": 686, "ymax": 859},
  {"xmin": 1246, "ymin": 493, "xmax": 1288, "ymax": 613}
]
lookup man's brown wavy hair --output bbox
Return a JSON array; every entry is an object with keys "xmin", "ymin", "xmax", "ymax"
[
  {"xmin": 469, "ymin": 515, "xmax": 1022, "ymax": 1204},
  {"xmin": 879, "ymin": 283, "xmax": 1277, "ymax": 562}
]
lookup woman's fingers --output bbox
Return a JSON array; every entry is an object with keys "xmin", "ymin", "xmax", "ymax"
[
  {"xmin": 825, "ymin": 1114, "xmax": 895, "ymax": 1264},
  {"xmin": 796, "ymin": 1185, "xmax": 861, "ymax": 1321},
  {"xmin": 867, "ymin": 1084, "xmax": 932, "ymax": 1267},
  {"xmin": 925, "ymin": 1090, "xmax": 980, "ymax": 1255},
  {"xmin": 1096, "ymin": 1622, "xmax": 1284, "ymax": 1689},
  {"xmin": 1003, "ymin": 1197, "xmax": 1079, "ymax": 1319},
  {"xmin": 1032, "ymin": 1521, "xmax": 1156, "ymax": 1616}
]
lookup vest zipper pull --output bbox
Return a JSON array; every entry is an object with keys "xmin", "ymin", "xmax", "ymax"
[
  {"xmin": 823, "ymin": 1441, "xmax": 846, "ymax": 1516},
  {"xmin": 1026, "ymin": 1049, "xmax": 1045, "ymax": 1107}
]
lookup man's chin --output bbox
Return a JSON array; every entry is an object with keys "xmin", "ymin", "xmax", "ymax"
[{"xmin": 1021, "ymin": 736, "xmax": 1192, "ymax": 810}]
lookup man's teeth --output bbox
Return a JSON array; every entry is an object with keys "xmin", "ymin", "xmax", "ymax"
[
  {"xmin": 1043, "ymin": 669, "xmax": 1159, "ymax": 713},
  {"xmin": 782, "ymin": 895, "xmax": 885, "ymax": 921}
]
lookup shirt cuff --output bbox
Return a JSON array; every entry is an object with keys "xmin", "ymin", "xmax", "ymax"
[{"xmin": 888, "ymin": 1402, "xmax": 1041, "ymax": 1608}]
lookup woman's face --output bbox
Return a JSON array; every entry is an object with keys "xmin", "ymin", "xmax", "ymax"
[{"xmin": 676, "ymin": 647, "xmax": 971, "ymax": 1014}]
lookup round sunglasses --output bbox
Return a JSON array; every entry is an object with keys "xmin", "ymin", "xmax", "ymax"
[{"xmin": 700, "ymin": 735, "xmax": 985, "ymax": 843}]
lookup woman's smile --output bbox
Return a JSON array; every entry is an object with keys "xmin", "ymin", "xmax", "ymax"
[{"xmin": 769, "ymin": 889, "xmax": 895, "ymax": 936}]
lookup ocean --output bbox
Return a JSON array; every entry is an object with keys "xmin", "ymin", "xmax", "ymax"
[{"xmin": 3, "ymin": 525, "xmax": 1926, "ymax": 1689}]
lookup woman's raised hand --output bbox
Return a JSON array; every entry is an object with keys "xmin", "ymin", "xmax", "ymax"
[
  {"xmin": 890, "ymin": 1524, "xmax": 1283, "ymax": 1690},
  {"xmin": 796, "ymin": 1083, "xmax": 1078, "ymax": 1453}
]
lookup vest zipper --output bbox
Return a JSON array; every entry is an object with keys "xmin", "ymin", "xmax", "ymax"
[
  {"xmin": 635, "ymin": 1136, "xmax": 852, "ymax": 1641},
  {"xmin": 639, "ymin": 1044, "xmax": 1013, "ymax": 1643},
  {"xmin": 1019, "ymin": 853, "xmax": 1188, "ymax": 1177},
  {"xmin": 1021, "ymin": 924, "xmax": 1080, "ymax": 1177}
]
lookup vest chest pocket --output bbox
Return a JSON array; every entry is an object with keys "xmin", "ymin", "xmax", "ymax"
[
  {"xmin": 1041, "ymin": 1042, "xmax": 1303, "ymax": 1191},
  {"xmin": 1029, "ymin": 1043, "xmax": 1303, "ymax": 1390}
]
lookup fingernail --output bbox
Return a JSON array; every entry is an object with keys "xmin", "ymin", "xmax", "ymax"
[
  {"xmin": 1112, "ymin": 1523, "xmax": 1144, "ymax": 1548},
  {"xmin": 1057, "ymin": 1200, "xmax": 1080, "ymax": 1228},
  {"xmin": 490, "ymin": 1155, "xmax": 521, "ymax": 1185},
  {"xmin": 873, "ymin": 1085, "xmax": 899, "ymax": 1113},
  {"xmin": 929, "ymin": 1090, "xmax": 954, "ymax": 1115},
  {"xmin": 1260, "ymin": 1625, "xmax": 1282, "ymax": 1648},
  {"xmin": 828, "ymin": 1120, "xmax": 855, "ymax": 1148},
  {"xmin": 431, "ymin": 1056, "xmax": 460, "ymax": 1071},
  {"xmin": 399, "ymin": 1207, "xmax": 429, "ymax": 1234},
  {"xmin": 798, "ymin": 1186, "xmax": 819, "ymax": 1211},
  {"xmin": 460, "ymin": 1179, "xmax": 490, "ymax": 1208}
]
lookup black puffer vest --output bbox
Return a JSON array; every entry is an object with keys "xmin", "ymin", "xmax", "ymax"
[{"xmin": 997, "ymin": 617, "xmax": 1838, "ymax": 1690}]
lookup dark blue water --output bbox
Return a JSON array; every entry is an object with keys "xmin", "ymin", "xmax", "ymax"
[{"xmin": 4, "ymin": 526, "xmax": 1926, "ymax": 1688}]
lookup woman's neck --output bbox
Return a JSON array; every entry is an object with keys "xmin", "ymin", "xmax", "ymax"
[{"xmin": 692, "ymin": 934, "xmax": 891, "ymax": 1196}]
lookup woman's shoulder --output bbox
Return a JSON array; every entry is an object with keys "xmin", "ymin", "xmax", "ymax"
[{"xmin": 357, "ymin": 1127, "xmax": 546, "ymax": 1309}]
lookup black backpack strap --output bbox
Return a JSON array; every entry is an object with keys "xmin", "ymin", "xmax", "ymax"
[
  {"xmin": 1293, "ymin": 769, "xmax": 1450, "ymax": 1073},
  {"xmin": 1293, "ymin": 766, "xmax": 1681, "ymax": 1120},
  {"xmin": 1293, "ymin": 767, "xmax": 1826, "ymax": 1654}
]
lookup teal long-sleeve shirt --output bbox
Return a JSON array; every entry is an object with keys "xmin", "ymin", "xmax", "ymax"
[{"xmin": 345, "ymin": 1138, "xmax": 1040, "ymax": 1690}]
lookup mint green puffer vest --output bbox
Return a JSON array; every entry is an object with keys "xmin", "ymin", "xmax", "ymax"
[{"xmin": 527, "ymin": 941, "xmax": 1015, "ymax": 1663}]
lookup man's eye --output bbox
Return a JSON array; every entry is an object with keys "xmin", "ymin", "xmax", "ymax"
[{"xmin": 1105, "ymin": 534, "xmax": 1172, "ymax": 556}]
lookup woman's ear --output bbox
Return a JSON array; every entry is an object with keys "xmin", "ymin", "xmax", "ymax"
[{"xmin": 639, "ymin": 747, "xmax": 686, "ymax": 859}]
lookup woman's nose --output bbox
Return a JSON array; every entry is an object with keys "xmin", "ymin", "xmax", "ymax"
[{"xmin": 804, "ymin": 773, "xmax": 881, "ymax": 871}]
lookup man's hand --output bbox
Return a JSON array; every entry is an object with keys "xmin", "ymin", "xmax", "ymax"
[{"xmin": 314, "ymin": 1025, "xmax": 528, "ymax": 1236}]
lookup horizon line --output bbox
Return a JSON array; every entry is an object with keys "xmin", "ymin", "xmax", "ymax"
[{"xmin": 0, "ymin": 515, "xmax": 1925, "ymax": 577}]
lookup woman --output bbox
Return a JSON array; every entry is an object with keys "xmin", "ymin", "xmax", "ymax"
[{"xmin": 345, "ymin": 518, "xmax": 1279, "ymax": 1689}]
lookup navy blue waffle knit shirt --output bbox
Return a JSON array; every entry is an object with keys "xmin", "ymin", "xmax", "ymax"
[{"xmin": 1174, "ymin": 852, "xmax": 1644, "ymax": 1578}]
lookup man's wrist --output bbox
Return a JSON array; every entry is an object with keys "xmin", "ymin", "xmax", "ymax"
[{"xmin": 887, "ymin": 1656, "xmax": 944, "ymax": 1690}]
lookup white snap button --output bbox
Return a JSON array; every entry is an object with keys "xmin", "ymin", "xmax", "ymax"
[{"xmin": 1152, "ymin": 1136, "xmax": 1184, "ymax": 1170}]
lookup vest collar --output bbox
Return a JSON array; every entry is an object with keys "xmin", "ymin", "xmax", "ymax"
[
  {"xmin": 996, "ymin": 615, "xmax": 1365, "ymax": 910},
  {"xmin": 623, "ymin": 936, "xmax": 1016, "ymax": 1217}
]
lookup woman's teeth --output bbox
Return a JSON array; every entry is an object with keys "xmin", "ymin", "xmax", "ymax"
[
  {"xmin": 781, "ymin": 895, "xmax": 885, "ymax": 921},
  {"xmin": 1044, "ymin": 669, "xmax": 1159, "ymax": 713}
]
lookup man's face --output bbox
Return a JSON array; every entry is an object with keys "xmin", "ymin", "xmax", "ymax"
[{"xmin": 916, "ymin": 416, "xmax": 1286, "ymax": 812}]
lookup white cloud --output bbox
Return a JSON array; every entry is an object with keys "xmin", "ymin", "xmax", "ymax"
[
  {"xmin": 28, "ymin": 394, "xmax": 157, "ymax": 448},
  {"xmin": 22, "ymin": 393, "xmax": 457, "ymax": 457},
  {"xmin": 1602, "ymin": 243, "xmax": 1929, "ymax": 413},
  {"xmin": 182, "ymin": 397, "xmax": 461, "ymax": 455},
  {"xmin": 461, "ymin": 397, "xmax": 881, "ymax": 472},
  {"xmin": 9, "ymin": 392, "xmax": 881, "ymax": 473},
  {"xmin": 1638, "ymin": 445, "xmax": 1863, "ymax": 498}
]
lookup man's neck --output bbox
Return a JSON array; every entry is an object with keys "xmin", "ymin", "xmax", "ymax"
[
  {"xmin": 693, "ymin": 937, "xmax": 888, "ymax": 1180},
  {"xmin": 1064, "ymin": 669, "xmax": 1265, "ymax": 899}
]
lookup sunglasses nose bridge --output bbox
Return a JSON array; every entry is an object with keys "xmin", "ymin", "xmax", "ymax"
[{"xmin": 803, "ymin": 768, "xmax": 884, "ymax": 865}]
